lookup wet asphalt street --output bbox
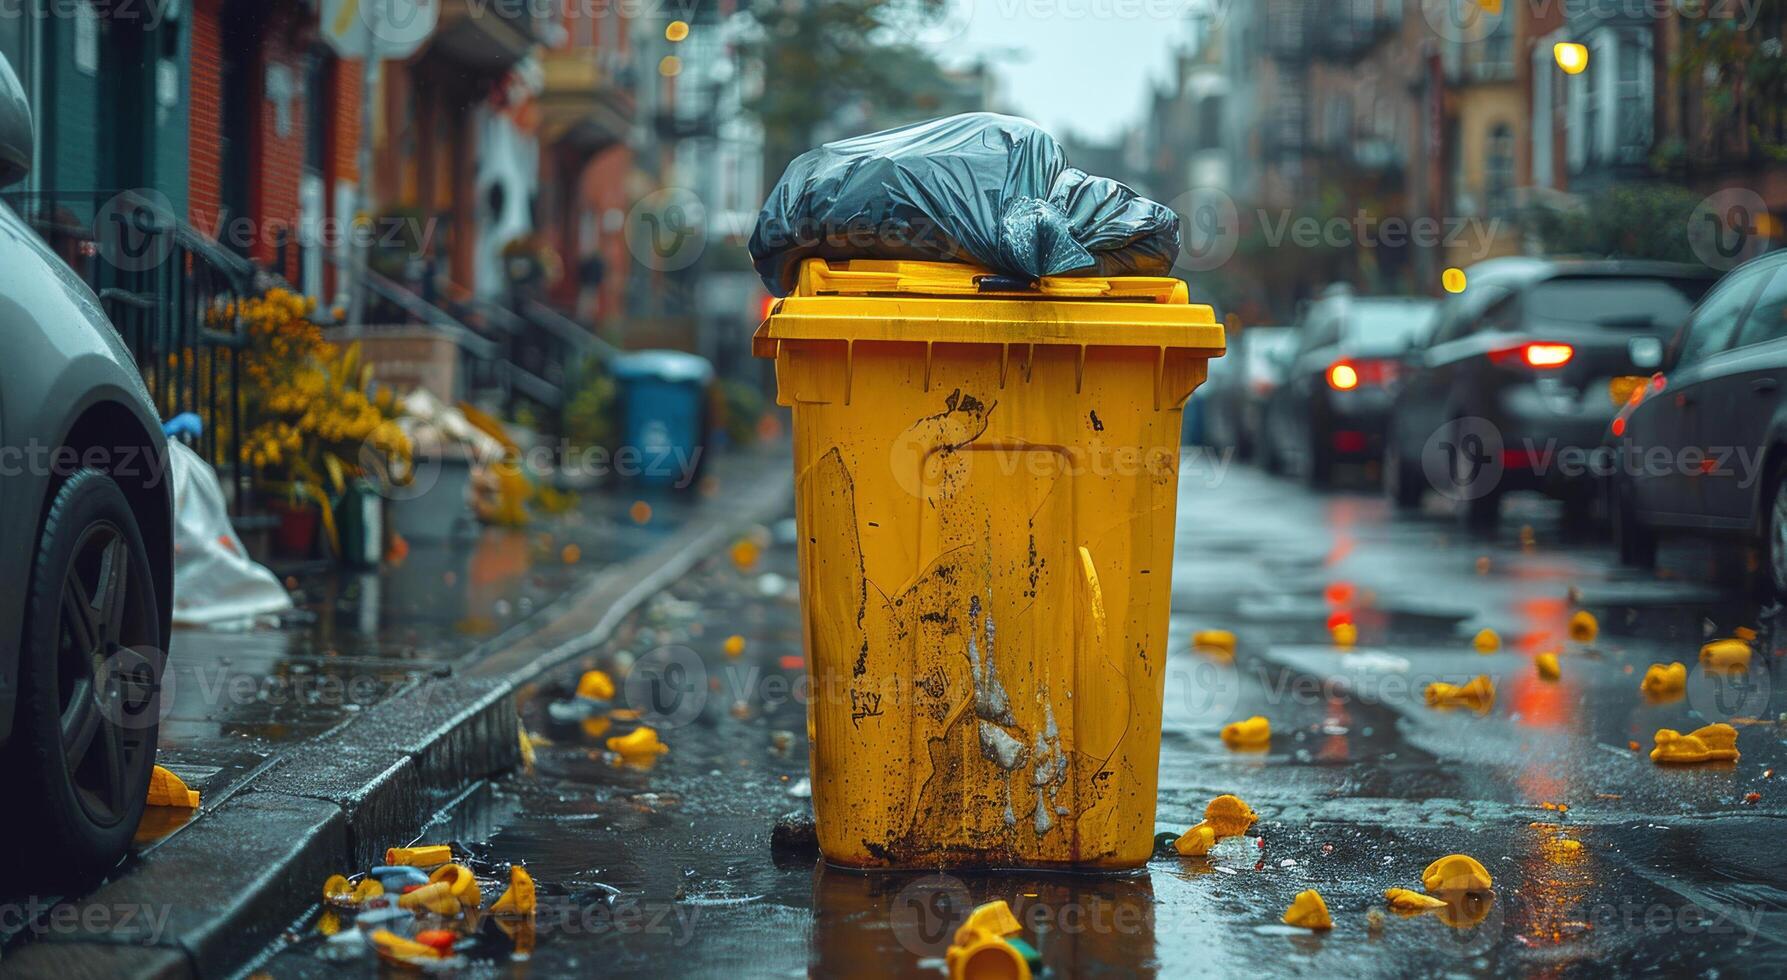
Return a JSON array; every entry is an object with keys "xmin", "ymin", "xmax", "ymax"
[{"xmin": 255, "ymin": 456, "xmax": 1787, "ymax": 978}]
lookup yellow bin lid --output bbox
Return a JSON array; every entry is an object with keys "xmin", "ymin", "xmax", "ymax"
[{"xmin": 753, "ymin": 259, "xmax": 1226, "ymax": 357}]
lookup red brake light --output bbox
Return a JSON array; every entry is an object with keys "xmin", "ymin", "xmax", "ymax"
[
  {"xmin": 1491, "ymin": 342, "xmax": 1575, "ymax": 369},
  {"xmin": 1327, "ymin": 358, "xmax": 1397, "ymax": 390}
]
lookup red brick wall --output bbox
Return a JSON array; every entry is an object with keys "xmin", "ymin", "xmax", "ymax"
[
  {"xmin": 324, "ymin": 59, "xmax": 361, "ymax": 296},
  {"xmin": 187, "ymin": 0, "xmax": 225, "ymax": 235},
  {"xmin": 247, "ymin": 5, "xmax": 309, "ymax": 282}
]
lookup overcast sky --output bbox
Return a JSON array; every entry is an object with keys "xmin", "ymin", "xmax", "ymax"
[{"xmin": 931, "ymin": 1, "xmax": 1201, "ymax": 144}]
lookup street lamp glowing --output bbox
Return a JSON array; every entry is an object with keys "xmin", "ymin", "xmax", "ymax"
[
  {"xmin": 1443, "ymin": 268, "xmax": 1468, "ymax": 294},
  {"xmin": 659, "ymin": 55, "xmax": 682, "ymax": 78},
  {"xmin": 1554, "ymin": 42, "xmax": 1589, "ymax": 75},
  {"xmin": 666, "ymin": 20, "xmax": 690, "ymax": 42}
]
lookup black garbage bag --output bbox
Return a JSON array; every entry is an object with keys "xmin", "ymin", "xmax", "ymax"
[{"xmin": 749, "ymin": 113, "xmax": 1181, "ymax": 297}]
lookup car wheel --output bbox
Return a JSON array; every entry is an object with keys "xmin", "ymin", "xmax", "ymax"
[
  {"xmin": 1767, "ymin": 473, "xmax": 1787, "ymax": 599},
  {"xmin": 1612, "ymin": 480, "xmax": 1657, "ymax": 569},
  {"xmin": 3, "ymin": 469, "xmax": 165, "ymax": 888},
  {"xmin": 1384, "ymin": 437, "xmax": 1424, "ymax": 511}
]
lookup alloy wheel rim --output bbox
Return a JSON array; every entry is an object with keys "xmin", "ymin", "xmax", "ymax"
[{"xmin": 55, "ymin": 521, "xmax": 154, "ymax": 827}]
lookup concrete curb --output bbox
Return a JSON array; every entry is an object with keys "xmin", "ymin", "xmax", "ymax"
[{"xmin": 3, "ymin": 458, "xmax": 795, "ymax": 979}]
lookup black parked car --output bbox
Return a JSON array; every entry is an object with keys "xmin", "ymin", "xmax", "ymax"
[
  {"xmin": 1262, "ymin": 288, "xmax": 1438, "ymax": 485},
  {"xmin": 1610, "ymin": 248, "xmax": 1787, "ymax": 593},
  {"xmin": 0, "ymin": 55, "xmax": 175, "ymax": 888},
  {"xmin": 1202, "ymin": 325, "xmax": 1295, "ymax": 460},
  {"xmin": 1384, "ymin": 258, "xmax": 1718, "ymax": 526}
]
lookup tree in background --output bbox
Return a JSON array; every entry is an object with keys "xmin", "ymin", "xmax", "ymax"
[
  {"xmin": 741, "ymin": 0, "xmax": 955, "ymax": 179},
  {"xmin": 1529, "ymin": 184, "xmax": 1705, "ymax": 263}
]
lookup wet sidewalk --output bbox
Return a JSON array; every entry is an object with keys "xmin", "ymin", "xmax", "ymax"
[{"xmin": 249, "ymin": 459, "xmax": 1786, "ymax": 978}]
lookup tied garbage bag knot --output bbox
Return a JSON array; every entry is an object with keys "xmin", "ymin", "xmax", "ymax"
[{"xmin": 750, "ymin": 113, "xmax": 1180, "ymax": 297}]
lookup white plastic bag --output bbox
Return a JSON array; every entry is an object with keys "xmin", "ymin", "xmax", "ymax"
[{"xmin": 169, "ymin": 441, "xmax": 295, "ymax": 627}]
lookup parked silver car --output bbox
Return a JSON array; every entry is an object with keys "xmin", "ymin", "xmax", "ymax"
[{"xmin": 0, "ymin": 54, "xmax": 174, "ymax": 888}]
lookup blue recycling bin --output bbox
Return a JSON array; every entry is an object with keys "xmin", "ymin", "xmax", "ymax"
[{"xmin": 611, "ymin": 350, "xmax": 715, "ymax": 488}]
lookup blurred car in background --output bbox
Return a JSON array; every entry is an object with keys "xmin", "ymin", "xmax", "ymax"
[
  {"xmin": 1262, "ymin": 288, "xmax": 1438, "ymax": 485},
  {"xmin": 1609, "ymin": 249, "xmax": 1787, "ymax": 593},
  {"xmin": 1384, "ymin": 258, "xmax": 1718, "ymax": 526},
  {"xmin": 1203, "ymin": 326, "xmax": 1295, "ymax": 460}
]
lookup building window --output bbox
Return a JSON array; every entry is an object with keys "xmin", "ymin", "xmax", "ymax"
[
  {"xmin": 1487, "ymin": 123, "xmax": 1514, "ymax": 215},
  {"xmin": 1614, "ymin": 34, "xmax": 1653, "ymax": 165}
]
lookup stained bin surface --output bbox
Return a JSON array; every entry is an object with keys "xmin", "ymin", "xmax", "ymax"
[{"xmin": 755, "ymin": 259, "xmax": 1225, "ymax": 869}]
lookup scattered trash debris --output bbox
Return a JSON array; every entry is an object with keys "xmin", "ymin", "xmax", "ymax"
[
  {"xmin": 607, "ymin": 726, "xmax": 670, "ymax": 759},
  {"xmin": 1204, "ymin": 794, "xmax": 1259, "ymax": 837},
  {"xmin": 1473, "ymin": 629, "xmax": 1501, "ymax": 654},
  {"xmin": 730, "ymin": 538, "xmax": 762, "ymax": 571},
  {"xmin": 397, "ymin": 881, "xmax": 462, "ymax": 916},
  {"xmin": 1734, "ymin": 626, "xmax": 1758, "ymax": 642},
  {"xmin": 1282, "ymin": 890, "xmax": 1333, "ymax": 930},
  {"xmin": 1384, "ymin": 888, "xmax": 1448, "ymax": 911},
  {"xmin": 1568, "ymin": 610, "xmax": 1598, "ymax": 644},
  {"xmin": 1193, "ymin": 629, "xmax": 1236, "ymax": 656},
  {"xmin": 429, "ymin": 864, "xmax": 482, "ymax": 907},
  {"xmin": 370, "ymin": 928, "xmax": 451, "ymax": 965},
  {"xmin": 323, "ymin": 874, "xmax": 384, "ymax": 907},
  {"xmin": 1424, "ymin": 675, "xmax": 1495, "ymax": 711},
  {"xmin": 1173, "ymin": 822, "xmax": 1216, "ymax": 856},
  {"xmin": 1221, "ymin": 715, "xmax": 1271, "ymax": 749},
  {"xmin": 1422, "ymin": 854, "xmax": 1492, "ymax": 892},
  {"xmin": 147, "ymin": 766, "xmax": 201, "ymax": 809},
  {"xmin": 788, "ymin": 777, "xmax": 812, "ymax": 798},
  {"xmin": 1534, "ymin": 653, "xmax": 1561, "ymax": 681},
  {"xmin": 1700, "ymin": 638, "xmax": 1753, "ymax": 671},
  {"xmin": 947, "ymin": 900, "xmax": 1036, "ymax": 980},
  {"xmin": 385, "ymin": 845, "xmax": 452, "ymax": 868},
  {"xmin": 1640, "ymin": 662, "xmax": 1687, "ymax": 700},
  {"xmin": 1650, "ymin": 723, "xmax": 1741, "ymax": 764},
  {"xmin": 577, "ymin": 670, "xmax": 617, "ymax": 701},
  {"xmin": 771, "ymin": 809, "xmax": 819, "ymax": 856},
  {"xmin": 490, "ymin": 865, "xmax": 537, "ymax": 916}
]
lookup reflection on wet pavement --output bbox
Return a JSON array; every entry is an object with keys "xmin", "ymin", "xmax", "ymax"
[{"xmin": 257, "ymin": 462, "xmax": 1787, "ymax": 977}]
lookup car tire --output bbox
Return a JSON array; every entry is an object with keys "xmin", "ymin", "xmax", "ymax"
[
  {"xmin": 1766, "ymin": 470, "xmax": 1787, "ymax": 600},
  {"xmin": 1384, "ymin": 438, "xmax": 1424, "ymax": 511},
  {"xmin": 1612, "ymin": 480, "xmax": 1658, "ymax": 570},
  {"xmin": 2, "ymin": 469, "xmax": 165, "ymax": 888}
]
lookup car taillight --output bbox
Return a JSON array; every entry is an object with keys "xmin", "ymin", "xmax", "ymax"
[
  {"xmin": 1490, "ymin": 342, "xmax": 1575, "ymax": 369},
  {"xmin": 1327, "ymin": 358, "xmax": 1397, "ymax": 390}
]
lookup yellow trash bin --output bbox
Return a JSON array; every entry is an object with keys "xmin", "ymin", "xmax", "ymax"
[{"xmin": 755, "ymin": 259, "xmax": 1225, "ymax": 870}]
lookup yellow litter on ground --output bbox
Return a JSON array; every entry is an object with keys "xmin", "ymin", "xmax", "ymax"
[
  {"xmin": 147, "ymin": 766, "xmax": 200, "ymax": 809},
  {"xmin": 1193, "ymin": 629, "xmax": 1237, "ymax": 656},
  {"xmin": 370, "ymin": 928, "xmax": 447, "ymax": 964},
  {"xmin": 1700, "ymin": 639, "xmax": 1753, "ymax": 671},
  {"xmin": 1220, "ymin": 715, "xmax": 1271, "ymax": 749},
  {"xmin": 1204, "ymin": 794, "xmax": 1259, "ymax": 837},
  {"xmin": 1424, "ymin": 675, "xmax": 1495, "ymax": 710},
  {"xmin": 577, "ymin": 669, "xmax": 616, "ymax": 701},
  {"xmin": 385, "ymin": 844, "xmax": 452, "ymax": 867},
  {"xmin": 1423, "ymin": 854, "xmax": 1492, "ymax": 892},
  {"xmin": 1568, "ymin": 610, "xmax": 1598, "ymax": 644},
  {"xmin": 490, "ymin": 865, "xmax": 537, "ymax": 916},
  {"xmin": 396, "ymin": 881, "xmax": 462, "ymax": 916},
  {"xmin": 1650, "ymin": 723, "xmax": 1740, "ymax": 764},
  {"xmin": 1282, "ymin": 889, "xmax": 1333, "ymax": 930},
  {"xmin": 1473, "ymin": 629, "xmax": 1501, "ymax": 654},
  {"xmin": 1384, "ymin": 887, "xmax": 1448, "ymax": 910},
  {"xmin": 607, "ymin": 726, "xmax": 670, "ymax": 758},
  {"xmin": 947, "ymin": 901, "xmax": 1030, "ymax": 980},
  {"xmin": 429, "ymin": 864, "xmax": 482, "ymax": 908},
  {"xmin": 1534, "ymin": 653, "xmax": 1560, "ymax": 681},
  {"xmin": 1640, "ymin": 662, "xmax": 1687, "ymax": 699},
  {"xmin": 1173, "ymin": 822, "xmax": 1217, "ymax": 856}
]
